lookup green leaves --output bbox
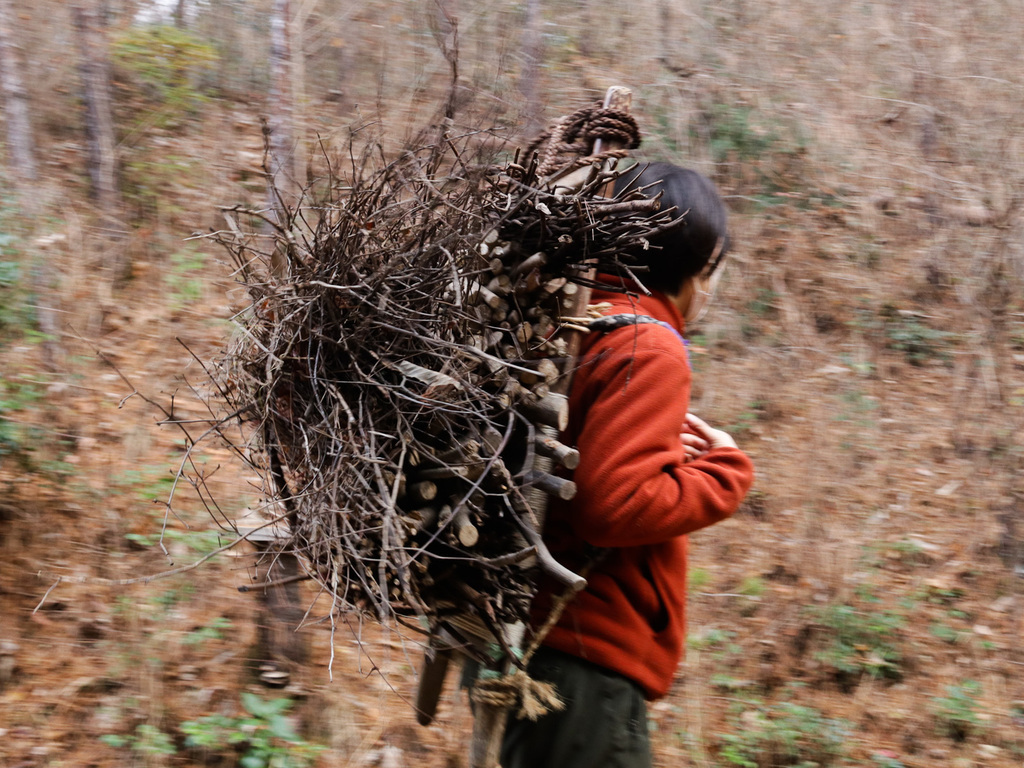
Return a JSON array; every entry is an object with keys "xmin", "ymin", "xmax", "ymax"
[
  {"xmin": 180, "ymin": 694, "xmax": 323, "ymax": 768},
  {"xmin": 100, "ymin": 724, "xmax": 176, "ymax": 757},
  {"xmin": 812, "ymin": 600, "xmax": 905, "ymax": 682},
  {"xmin": 931, "ymin": 680, "xmax": 984, "ymax": 741},
  {"xmin": 718, "ymin": 692, "xmax": 850, "ymax": 767},
  {"xmin": 110, "ymin": 24, "xmax": 219, "ymax": 117}
]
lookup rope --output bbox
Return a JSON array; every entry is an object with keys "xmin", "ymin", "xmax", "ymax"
[
  {"xmin": 471, "ymin": 672, "xmax": 566, "ymax": 721},
  {"xmin": 470, "ymin": 552, "xmax": 604, "ymax": 722},
  {"xmin": 525, "ymin": 102, "xmax": 641, "ymax": 178}
]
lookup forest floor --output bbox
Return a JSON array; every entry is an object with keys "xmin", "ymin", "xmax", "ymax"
[{"xmin": 2, "ymin": 102, "xmax": 1024, "ymax": 768}]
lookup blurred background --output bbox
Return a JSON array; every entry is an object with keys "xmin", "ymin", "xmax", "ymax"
[{"xmin": 1, "ymin": 1, "xmax": 1023, "ymax": 766}]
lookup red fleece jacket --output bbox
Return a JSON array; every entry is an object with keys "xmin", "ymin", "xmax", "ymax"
[{"xmin": 531, "ymin": 279, "xmax": 754, "ymax": 699}]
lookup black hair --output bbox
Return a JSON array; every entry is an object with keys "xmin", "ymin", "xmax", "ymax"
[{"xmin": 612, "ymin": 162, "xmax": 729, "ymax": 295}]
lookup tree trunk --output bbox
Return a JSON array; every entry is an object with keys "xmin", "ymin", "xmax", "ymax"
[
  {"xmin": 0, "ymin": 0, "xmax": 37, "ymax": 183},
  {"xmin": 173, "ymin": 0, "xmax": 186, "ymax": 27},
  {"xmin": 576, "ymin": 0, "xmax": 591, "ymax": 58},
  {"xmin": 267, "ymin": 0, "xmax": 296, "ymax": 212},
  {"xmin": 0, "ymin": 0, "xmax": 64, "ymax": 371},
  {"xmin": 518, "ymin": 0, "xmax": 543, "ymax": 137},
  {"xmin": 265, "ymin": 0, "xmax": 296, "ymax": 279},
  {"xmin": 432, "ymin": 0, "xmax": 459, "ymax": 122},
  {"xmin": 657, "ymin": 0, "xmax": 692, "ymax": 77},
  {"xmin": 71, "ymin": 1, "xmax": 120, "ymax": 222},
  {"xmin": 290, "ymin": 0, "xmax": 316, "ymax": 189}
]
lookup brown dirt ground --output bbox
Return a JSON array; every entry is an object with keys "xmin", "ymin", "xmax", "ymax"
[{"xmin": 2, "ymin": 109, "xmax": 1024, "ymax": 768}]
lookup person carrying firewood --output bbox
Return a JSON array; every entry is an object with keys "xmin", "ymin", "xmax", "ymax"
[{"xmin": 500, "ymin": 162, "xmax": 755, "ymax": 768}]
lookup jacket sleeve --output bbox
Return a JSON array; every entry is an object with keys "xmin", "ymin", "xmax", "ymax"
[{"xmin": 568, "ymin": 328, "xmax": 754, "ymax": 548}]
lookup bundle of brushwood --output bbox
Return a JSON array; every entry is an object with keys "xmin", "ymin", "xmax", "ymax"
[{"xmin": 212, "ymin": 105, "xmax": 678, "ymax": 663}]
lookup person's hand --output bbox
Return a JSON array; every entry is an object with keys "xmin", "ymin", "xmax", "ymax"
[
  {"xmin": 680, "ymin": 424, "xmax": 710, "ymax": 462},
  {"xmin": 685, "ymin": 413, "xmax": 738, "ymax": 451}
]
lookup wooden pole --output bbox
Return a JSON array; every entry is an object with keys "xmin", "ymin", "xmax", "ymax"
[
  {"xmin": 415, "ymin": 87, "xmax": 636, "ymax": 757},
  {"xmin": 553, "ymin": 85, "xmax": 633, "ymax": 392},
  {"xmin": 465, "ymin": 86, "xmax": 634, "ymax": 768}
]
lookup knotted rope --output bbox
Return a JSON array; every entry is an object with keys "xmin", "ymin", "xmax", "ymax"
[
  {"xmin": 471, "ymin": 671, "xmax": 566, "ymax": 721},
  {"xmin": 468, "ymin": 551, "xmax": 603, "ymax": 721},
  {"xmin": 526, "ymin": 102, "xmax": 641, "ymax": 178}
]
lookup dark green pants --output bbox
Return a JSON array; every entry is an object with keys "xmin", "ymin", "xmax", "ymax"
[{"xmin": 500, "ymin": 647, "xmax": 652, "ymax": 768}]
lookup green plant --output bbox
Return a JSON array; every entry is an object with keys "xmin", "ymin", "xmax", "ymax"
[
  {"xmin": 813, "ymin": 602, "xmax": 903, "ymax": 683},
  {"xmin": 880, "ymin": 306, "xmax": 954, "ymax": 366},
  {"xmin": 932, "ymin": 680, "xmax": 984, "ymax": 741},
  {"xmin": 700, "ymin": 103, "xmax": 808, "ymax": 199},
  {"xmin": 111, "ymin": 25, "xmax": 219, "ymax": 119},
  {"xmin": 726, "ymin": 405, "xmax": 759, "ymax": 436},
  {"xmin": 689, "ymin": 566, "xmax": 712, "ymax": 592},
  {"xmin": 710, "ymin": 673, "xmax": 753, "ymax": 691},
  {"xmin": 688, "ymin": 627, "xmax": 736, "ymax": 651},
  {"xmin": 0, "ymin": 377, "xmax": 41, "ymax": 464},
  {"xmin": 113, "ymin": 465, "xmax": 177, "ymax": 501},
  {"xmin": 867, "ymin": 538, "xmax": 929, "ymax": 569},
  {"xmin": 181, "ymin": 693, "xmax": 324, "ymax": 768},
  {"xmin": 834, "ymin": 386, "xmax": 878, "ymax": 426},
  {"xmin": 121, "ymin": 152, "xmax": 200, "ymax": 221},
  {"xmin": 718, "ymin": 695, "xmax": 850, "ymax": 767},
  {"xmin": 929, "ymin": 622, "xmax": 962, "ymax": 644},
  {"xmin": 870, "ymin": 750, "xmax": 907, "ymax": 768},
  {"xmin": 925, "ymin": 582, "xmax": 966, "ymax": 604},
  {"xmin": 738, "ymin": 576, "xmax": 766, "ymax": 598},
  {"xmin": 166, "ymin": 247, "xmax": 208, "ymax": 306},
  {"xmin": 109, "ymin": 25, "xmax": 217, "ymax": 220},
  {"xmin": 748, "ymin": 287, "xmax": 779, "ymax": 318},
  {"xmin": 708, "ymin": 104, "xmax": 783, "ymax": 166},
  {"xmin": 839, "ymin": 353, "xmax": 875, "ymax": 377},
  {"xmin": 101, "ymin": 723, "xmax": 177, "ymax": 758},
  {"xmin": 183, "ymin": 617, "xmax": 232, "ymax": 646},
  {"xmin": 0, "ymin": 252, "xmax": 19, "ymax": 325},
  {"xmin": 126, "ymin": 528, "xmax": 226, "ymax": 557},
  {"xmin": 0, "ymin": 246, "xmax": 35, "ymax": 337},
  {"xmin": 152, "ymin": 582, "xmax": 197, "ymax": 609}
]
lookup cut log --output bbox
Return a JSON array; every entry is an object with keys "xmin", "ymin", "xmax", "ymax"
[
  {"xmin": 515, "ymin": 357, "xmax": 559, "ymax": 387},
  {"xmin": 530, "ymin": 382, "xmax": 551, "ymax": 399},
  {"xmin": 480, "ymin": 427, "xmax": 504, "ymax": 455},
  {"xmin": 453, "ymin": 506, "xmax": 479, "ymax": 547},
  {"xmin": 519, "ymin": 392, "xmax": 569, "ymax": 432},
  {"xmin": 467, "ymin": 280, "xmax": 503, "ymax": 309},
  {"xmin": 416, "ymin": 466, "xmax": 470, "ymax": 481},
  {"xmin": 524, "ymin": 469, "xmax": 577, "ymax": 501},
  {"xmin": 511, "ymin": 251, "xmax": 547, "ymax": 278},
  {"xmin": 415, "ymin": 505, "xmax": 442, "ymax": 533},
  {"xmin": 513, "ymin": 322, "xmax": 533, "ymax": 345},
  {"xmin": 407, "ymin": 480, "xmax": 438, "ymax": 504},
  {"xmin": 541, "ymin": 277, "xmax": 567, "ymax": 296},
  {"xmin": 534, "ymin": 434, "xmax": 580, "ymax": 469},
  {"xmin": 487, "ymin": 274, "xmax": 512, "ymax": 296}
]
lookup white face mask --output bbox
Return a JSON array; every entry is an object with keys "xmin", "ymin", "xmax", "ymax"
[
  {"xmin": 684, "ymin": 238, "xmax": 726, "ymax": 324},
  {"xmin": 684, "ymin": 278, "xmax": 712, "ymax": 324}
]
